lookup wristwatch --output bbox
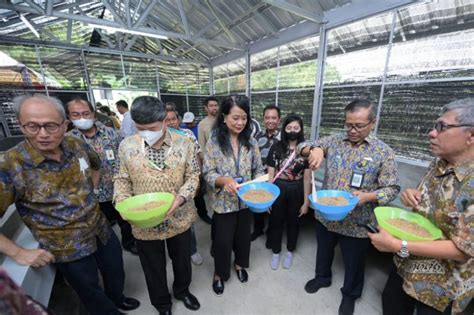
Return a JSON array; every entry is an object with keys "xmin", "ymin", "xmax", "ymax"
[{"xmin": 397, "ymin": 240, "xmax": 409, "ymax": 258}]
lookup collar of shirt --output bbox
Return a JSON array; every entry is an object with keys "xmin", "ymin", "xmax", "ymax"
[
  {"xmin": 342, "ymin": 132, "xmax": 376, "ymax": 145},
  {"xmin": 266, "ymin": 129, "xmax": 280, "ymax": 139},
  {"xmin": 24, "ymin": 137, "xmax": 75, "ymax": 167},
  {"xmin": 434, "ymin": 158, "xmax": 473, "ymax": 182}
]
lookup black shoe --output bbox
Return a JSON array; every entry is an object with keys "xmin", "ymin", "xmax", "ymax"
[
  {"xmin": 200, "ymin": 215, "xmax": 212, "ymax": 224},
  {"xmin": 176, "ymin": 293, "xmax": 200, "ymax": 311},
  {"xmin": 159, "ymin": 310, "xmax": 172, "ymax": 315},
  {"xmin": 338, "ymin": 296, "xmax": 355, "ymax": 315},
  {"xmin": 250, "ymin": 230, "xmax": 263, "ymax": 241},
  {"xmin": 117, "ymin": 297, "xmax": 140, "ymax": 311},
  {"xmin": 212, "ymin": 278, "xmax": 224, "ymax": 296},
  {"xmin": 304, "ymin": 278, "xmax": 331, "ymax": 294},
  {"xmin": 123, "ymin": 243, "xmax": 139, "ymax": 255},
  {"xmin": 235, "ymin": 268, "xmax": 248, "ymax": 283}
]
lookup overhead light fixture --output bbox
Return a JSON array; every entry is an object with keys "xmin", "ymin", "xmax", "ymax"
[
  {"xmin": 19, "ymin": 14, "xmax": 40, "ymax": 38},
  {"xmin": 88, "ymin": 23, "xmax": 168, "ymax": 40}
]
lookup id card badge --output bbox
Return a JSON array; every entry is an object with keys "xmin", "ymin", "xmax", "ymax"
[
  {"xmin": 350, "ymin": 171, "xmax": 364, "ymax": 188},
  {"xmin": 105, "ymin": 149, "xmax": 115, "ymax": 161}
]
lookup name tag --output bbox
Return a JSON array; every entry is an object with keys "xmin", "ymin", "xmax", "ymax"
[
  {"xmin": 106, "ymin": 149, "xmax": 115, "ymax": 161},
  {"xmin": 350, "ymin": 171, "xmax": 364, "ymax": 188}
]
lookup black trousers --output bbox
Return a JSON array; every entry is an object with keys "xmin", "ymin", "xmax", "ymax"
[
  {"xmin": 314, "ymin": 220, "xmax": 370, "ymax": 299},
  {"xmin": 213, "ymin": 209, "xmax": 252, "ymax": 281},
  {"xmin": 268, "ymin": 179, "xmax": 304, "ymax": 254},
  {"xmin": 99, "ymin": 201, "xmax": 135, "ymax": 248},
  {"xmin": 252, "ymin": 212, "xmax": 267, "ymax": 233},
  {"xmin": 195, "ymin": 177, "xmax": 209, "ymax": 219},
  {"xmin": 382, "ymin": 265, "xmax": 452, "ymax": 315},
  {"xmin": 136, "ymin": 229, "xmax": 192, "ymax": 312}
]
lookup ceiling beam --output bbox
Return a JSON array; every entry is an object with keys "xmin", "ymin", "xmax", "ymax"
[
  {"xmin": 23, "ymin": 0, "xmax": 45, "ymax": 15},
  {"xmin": 0, "ymin": 35, "xmax": 208, "ymax": 65},
  {"xmin": 45, "ymin": 0, "xmax": 54, "ymax": 16},
  {"xmin": 133, "ymin": 0, "xmax": 157, "ymax": 28},
  {"xmin": 262, "ymin": 0, "xmax": 324, "ymax": 23},
  {"xmin": 125, "ymin": 0, "xmax": 132, "ymax": 28},
  {"xmin": 0, "ymin": 2, "xmax": 244, "ymax": 50},
  {"xmin": 102, "ymin": 0, "xmax": 126, "ymax": 25},
  {"xmin": 176, "ymin": 0, "xmax": 190, "ymax": 37}
]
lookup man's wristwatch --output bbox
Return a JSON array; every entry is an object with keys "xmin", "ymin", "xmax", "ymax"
[{"xmin": 397, "ymin": 240, "xmax": 409, "ymax": 258}]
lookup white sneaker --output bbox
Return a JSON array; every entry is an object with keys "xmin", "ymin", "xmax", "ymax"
[
  {"xmin": 283, "ymin": 252, "xmax": 293, "ymax": 269},
  {"xmin": 271, "ymin": 253, "xmax": 280, "ymax": 270},
  {"xmin": 191, "ymin": 253, "xmax": 203, "ymax": 266}
]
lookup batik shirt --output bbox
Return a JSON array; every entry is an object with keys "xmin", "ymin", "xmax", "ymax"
[
  {"xmin": 0, "ymin": 137, "xmax": 110, "ymax": 262},
  {"xmin": 203, "ymin": 136, "xmax": 265, "ymax": 214},
  {"xmin": 298, "ymin": 133, "xmax": 400, "ymax": 238},
  {"xmin": 114, "ymin": 130, "xmax": 199, "ymax": 240},
  {"xmin": 394, "ymin": 158, "xmax": 473, "ymax": 313},
  {"xmin": 67, "ymin": 121, "xmax": 122, "ymax": 202},
  {"xmin": 255, "ymin": 129, "xmax": 280, "ymax": 168}
]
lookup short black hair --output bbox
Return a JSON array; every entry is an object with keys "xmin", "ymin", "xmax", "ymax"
[
  {"xmin": 65, "ymin": 97, "xmax": 94, "ymax": 114},
  {"xmin": 116, "ymin": 100, "xmax": 129, "ymax": 109},
  {"xmin": 204, "ymin": 96, "xmax": 218, "ymax": 106},
  {"xmin": 263, "ymin": 104, "xmax": 281, "ymax": 118},
  {"xmin": 131, "ymin": 96, "xmax": 166, "ymax": 124},
  {"xmin": 344, "ymin": 99, "xmax": 376, "ymax": 121}
]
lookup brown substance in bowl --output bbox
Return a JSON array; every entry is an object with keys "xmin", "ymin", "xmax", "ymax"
[
  {"xmin": 387, "ymin": 218, "xmax": 432, "ymax": 238},
  {"xmin": 129, "ymin": 200, "xmax": 168, "ymax": 212},
  {"xmin": 318, "ymin": 196, "xmax": 348, "ymax": 206},
  {"xmin": 241, "ymin": 189, "xmax": 274, "ymax": 203}
]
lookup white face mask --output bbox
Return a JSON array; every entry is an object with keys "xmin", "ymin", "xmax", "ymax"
[
  {"xmin": 72, "ymin": 118, "xmax": 95, "ymax": 130},
  {"xmin": 139, "ymin": 127, "xmax": 164, "ymax": 146}
]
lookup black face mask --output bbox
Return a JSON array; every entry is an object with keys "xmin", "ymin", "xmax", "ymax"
[{"xmin": 285, "ymin": 131, "xmax": 300, "ymax": 141}]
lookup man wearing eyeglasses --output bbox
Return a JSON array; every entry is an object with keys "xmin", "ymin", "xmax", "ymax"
[
  {"xmin": 368, "ymin": 98, "xmax": 473, "ymax": 315},
  {"xmin": 66, "ymin": 97, "xmax": 137, "ymax": 256},
  {"xmin": 0, "ymin": 94, "xmax": 140, "ymax": 315},
  {"xmin": 298, "ymin": 99, "xmax": 400, "ymax": 315}
]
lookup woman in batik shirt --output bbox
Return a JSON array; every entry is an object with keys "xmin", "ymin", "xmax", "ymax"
[
  {"xmin": 266, "ymin": 114, "xmax": 311, "ymax": 270},
  {"xmin": 203, "ymin": 96, "xmax": 264, "ymax": 296}
]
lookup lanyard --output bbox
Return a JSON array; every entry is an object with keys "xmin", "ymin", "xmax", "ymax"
[{"xmin": 232, "ymin": 144, "xmax": 241, "ymax": 177}]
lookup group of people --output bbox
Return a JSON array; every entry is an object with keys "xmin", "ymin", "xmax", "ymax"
[{"xmin": 0, "ymin": 93, "xmax": 472, "ymax": 315}]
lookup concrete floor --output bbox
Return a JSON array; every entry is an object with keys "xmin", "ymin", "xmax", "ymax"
[{"xmin": 119, "ymin": 215, "xmax": 393, "ymax": 315}]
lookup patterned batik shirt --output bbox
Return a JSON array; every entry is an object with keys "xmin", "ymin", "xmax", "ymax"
[
  {"xmin": 203, "ymin": 136, "xmax": 265, "ymax": 214},
  {"xmin": 176, "ymin": 127, "xmax": 201, "ymax": 154},
  {"xmin": 113, "ymin": 129, "xmax": 199, "ymax": 240},
  {"xmin": 67, "ymin": 121, "xmax": 122, "ymax": 202},
  {"xmin": 0, "ymin": 137, "xmax": 110, "ymax": 262},
  {"xmin": 255, "ymin": 129, "xmax": 280, "ymax": 168},
  {"xmin": 394, "ymin": 158, "xmax": 473, "ymax": 314},
  {"xmin": 297, "ymin": 133, "xmax": 400, "ymax": 238},
  {"xmin": 267, "ymin": 141, "xmax": 309, "ymax": 181}
]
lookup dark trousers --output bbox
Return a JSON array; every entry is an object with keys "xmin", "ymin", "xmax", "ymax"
[
  {"xmin": 253, "ymin": 212, "xmax": 266, "ymax": 233},
  {"xmin": 194, "ymin": 178, "xmax": 208, "ymax": 219},
  {"xmin": 99, "ymin": 201, "xmax": 135, "ymax": 248},
  {"xmin": 136, "ymin": 229, "xmax": 192, "ymax": 312},
  {"xmin": 268, "ymin": 179, "xmax": 304, "ymax": 254},
  {"xmin": 213, "ymin": 209, "xmax": 252, "ymax": 281},
  {"xmin": 55, "ymin": 231, "xmax": 125, "ymax": 315},
  {"xmin": 382, "ymin": 265, "xmax": 452, "ymax": 315},
  {"xmin": 314, "ymin": 220, "xmax": 370, "ymax": 299}
]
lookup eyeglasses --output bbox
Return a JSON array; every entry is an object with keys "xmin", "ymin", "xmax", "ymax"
[
  {"xmin": 69, "ymin": 111, "xmax": 93, "ymax": 119},
  {"xmin": 285, "ymin": 126, "xmax": 301, "ymax": 132},
  {"xmin": 22, "ymin": 121, "xmax": 64, "ymax": 134},
  {"xmin": 344, "ymin": 121, "xmax": 373, "ymax": 131},
  {"xmin": 432, "ymin": 121, "xmax": 474, "ymax": 133}
]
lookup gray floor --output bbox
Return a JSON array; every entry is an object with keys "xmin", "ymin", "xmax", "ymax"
[{"xmin": 120, "ymin": 215, "xmax": 392, "ymax": 315}]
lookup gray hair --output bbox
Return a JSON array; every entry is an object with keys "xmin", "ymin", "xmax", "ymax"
[
  {"xmin": 442, "ymin": 98, "xmax": 474, "ymax": 126},
  {"xmin": 13, "ymin": 94, "xmax": 66, "ymax": 120},
  {"xmin": 130, "ymin": 96, "xmax": 166, "ymax": 124}
]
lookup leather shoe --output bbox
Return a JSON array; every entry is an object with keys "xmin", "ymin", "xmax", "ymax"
[
  {"xmin": 117, "ymin": 297, "xmax": 140, "ymax": 311},
  {"xmin": 338, "ymin": 296, "xmax": 355, "ymax": 315},
  {"xmin": 250, "ymin": 230, "xmax": 263, "ymax": 241},
  {"xmin": 235, "ymin": 268, "xmax": 248, "ymax": 283},
  {"xmin": 159, "ymin": 310, "xmax": 172, "ymax": 315},
  {"xmin": 304, "ymin": 278, "xmax": 331, "ymax": 294},
  {"xmin": 212, "ymin": 278, "xmax": 224, "ymax": 296},
  {"xmin": 176, "ymin": 293, "xmax": 200, "ymax": 311}
]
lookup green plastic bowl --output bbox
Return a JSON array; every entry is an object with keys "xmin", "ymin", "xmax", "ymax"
[
  {"xmin": 115, "ymin": 192, "xmax": 174, "ymax": 228},
  {"xmin": 374, "ymin": 206, "xmax": 443, "ymax": 241}
]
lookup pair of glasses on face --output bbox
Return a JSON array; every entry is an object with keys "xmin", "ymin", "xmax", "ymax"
[
  {"xmin": 344, "ymin": 121, "xmax": 373, "ymax": 131},
  {"xmin": 22, "ymin": 121, "xmax": 64, "ymax": 134},
  {"xmin": 69, "ymin": 111, "xmax": 93, "ymax": 119},
  {"xmin": 432, "ymin": 121, "xmax": 474, "ymax": 133}
]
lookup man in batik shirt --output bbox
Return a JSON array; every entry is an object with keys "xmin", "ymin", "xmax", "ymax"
[
  {"xmin": 369, "ymin": 98, "xmax": 473, "ymax": 315},
  {"xmin": 66, "ymin": 97, "xmax": 136, "ymax": 254},
  {"xmin": 298, "ymin": 99, "xmax": 400, "ymax": 315},
  {"xmin": 0, "ymin": 95, "xmax": 139, "ymax": 315}
]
